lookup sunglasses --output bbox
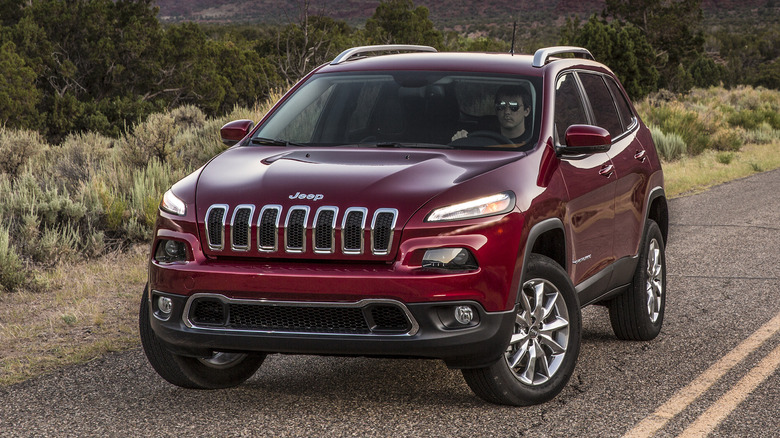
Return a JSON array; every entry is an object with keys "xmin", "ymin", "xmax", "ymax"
[{"xmin": 495, "ymin": 101, "xmax": 522, "ymax": 112}]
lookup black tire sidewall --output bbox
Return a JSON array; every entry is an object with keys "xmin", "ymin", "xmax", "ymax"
[
  {"xmin": 464, "ymin": 254, "xmax": 581, "ymax": 406},
  {"xmin": 139, "ymin": 285, "xmax": 265, "ymax": 389},
  {"xmin": 609, "ymin": 219, "xmax": 666, "ymax": 341},
  {"xmin": 633, "ymin": 220, "xmax": 666, "ymax": 338}
]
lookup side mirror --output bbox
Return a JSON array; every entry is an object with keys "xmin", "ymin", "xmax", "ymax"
[
  {"xmin": 220, "ymin": 119, "xmax": 254, "ymax": 146},
  {"xmin": 558, "ymin": 124, "xmax": 612, "ymax": 155}
]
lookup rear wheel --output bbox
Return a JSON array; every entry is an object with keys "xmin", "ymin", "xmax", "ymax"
[
  {"xmin": 609, "ymin": 219, "xmax": 666, "ymax": 341},
  {"xmin": 139, "ymin": 286, "xmax": 265, "ymax": 389},
  {"xmin": 463, "ymin": 254, "xmax": 581, "ymax": 406}
]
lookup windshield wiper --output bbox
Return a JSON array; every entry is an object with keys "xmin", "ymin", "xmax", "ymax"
[
  {"xmin": 361, "ymin": 142, "xmax": 453, "ymax": 149},
  {"xmin": 249, "ymin": 137, "xmax": 306, "ymax": 147}
]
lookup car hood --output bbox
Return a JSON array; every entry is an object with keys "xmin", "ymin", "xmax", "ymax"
[{"xmin": 195, "ymin": 146, "xmax": 524, "ymax": 259}]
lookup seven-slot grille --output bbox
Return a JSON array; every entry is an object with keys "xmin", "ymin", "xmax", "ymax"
[{"xmin": 205, "ymin": 204, "xmax": 398, "ymax": 256}]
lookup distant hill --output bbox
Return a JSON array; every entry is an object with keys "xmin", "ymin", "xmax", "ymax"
[{"xmin": 154, "ymin": 0, "xmax": 776, "ymax": 25}]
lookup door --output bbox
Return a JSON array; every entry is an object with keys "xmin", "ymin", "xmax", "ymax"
[{"xmin": 554, "ymin": 72, "xmax": 616, "ymax": 289}]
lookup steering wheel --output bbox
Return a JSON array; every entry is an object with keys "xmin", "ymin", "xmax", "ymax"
[{"xmin": 467, "ymin": 130, "xmax": 514, "ymax": 145}]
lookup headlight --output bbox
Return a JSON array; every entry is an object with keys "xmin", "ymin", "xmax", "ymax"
[
  {"xmin": 426, "ymin": 192, "xmax": 515, "ymax": 222},
  {"xmin": 160, "ymin": 189, "xmax": 186, "ymax": 216}
]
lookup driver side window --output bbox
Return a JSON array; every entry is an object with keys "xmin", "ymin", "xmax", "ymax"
[{"xmin": 554, "ymin": 73, "xmax": 588, "ymax": 145}]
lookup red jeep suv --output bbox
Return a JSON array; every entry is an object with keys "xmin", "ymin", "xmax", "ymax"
[{"xmin": 140, "ymin": 45, "xmax": 669, "ymax": 406}]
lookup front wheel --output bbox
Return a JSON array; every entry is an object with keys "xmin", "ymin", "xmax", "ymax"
[
  {"xmin": 463, "ymin": 254, "xmax": 581, "ymax": 406},
  {"xmin": 139, "ymin": 286, "xmax": 265, "ymax": 389}
]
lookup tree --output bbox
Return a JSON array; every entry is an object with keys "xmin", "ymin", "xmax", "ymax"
[
  {"xmin": 364, "ymin": 0, "xmax": 443, "ymax": 49},
  {"xmin": 0, "ymin": 41, "xmax": 40, "ymax": 129},
  {"xmin": 603, "ymin": 0, "xmax": 704, "ymax": 91},
  {"xmin": 560, "ymin": 16, "xmax": 659, "ymax": 98}
]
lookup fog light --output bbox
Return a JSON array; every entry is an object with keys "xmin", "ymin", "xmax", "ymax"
[
  {"xmin": 422, "ymin": 248, "xmax": 477, "ymax": 270},
  {"xmin": 158, "ymin": 296, "xmax": 173, "ymax": 315},
  {"xmin": 454, "ymin": 305, "xmax": 475, "ymax": 324}
]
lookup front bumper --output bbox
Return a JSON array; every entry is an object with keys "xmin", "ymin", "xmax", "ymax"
[{"xmin": 148, "ymin": 290, "xmax": 515, "ymax": 369}]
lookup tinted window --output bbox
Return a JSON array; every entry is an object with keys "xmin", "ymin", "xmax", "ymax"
[
  {"xmin": 605, "ymin": 77, "xmax": 635, "ymax": 131},
  {"xmin": 579, "ymin": 73, "xmax": 622, "ymax": 137},
  {"xmin": 554, "ymin": 73, "xmax": 588, "ymax": 145},
  {"xmin": 254, "ymin": 72, "xmax": 542, "ymax": 149}
]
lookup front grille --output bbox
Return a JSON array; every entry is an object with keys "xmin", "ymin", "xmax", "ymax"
[
  {"xmin": 258, "ymin": 206, "xmax": 281, "ymax": 251},
  {"xmin": 230, "ymin": 305, "xmax": 370, "ymax": 333},
  {"xmin": 206, "ymin": 205, "xmax": 227, "ymax": 250},
  {"xmin": 372, "ymin": 209, "xmax": 398, "ymax": 255},
  {"xmin": 342, "ymin": 208, "xmax": 366, "ymax": 254},
  {"xmin": 231, "ymin": 206, "xmax": 253, "ymax": 250},
  {"xmin": 187, "ymin": 296, "xmax": 415, "ymax": 335},
  {"xmin": 204, "ymin": 204, "xmax": 398, "ymax": 256},
  {"xmin": 285, "ymin": 207, "xmax": 309, "ymax": 252},
  {"xmin": 314, "ymin": 208, "xmax": 337, "ymax": 252}
]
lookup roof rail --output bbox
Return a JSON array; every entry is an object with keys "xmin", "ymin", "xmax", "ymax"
[
  {"xmin": 532, "ymin": 46, "xmax": 594, "ymax": 68},
  {"xmin": 331, "ymin": 45, "xmax": 437, "ymax": 65}
]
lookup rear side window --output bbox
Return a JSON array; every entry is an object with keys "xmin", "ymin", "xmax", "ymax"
[
  {"xmin": 605, "ymin": 77, "xmax": 636, "ymax": 132},
  {"xmin": 554, "ymin": 73, "xmax": 588, "ymax": 145},
  {"xmin": 579, "ymin": 73, "xmax": 622, "ymax": 138}
]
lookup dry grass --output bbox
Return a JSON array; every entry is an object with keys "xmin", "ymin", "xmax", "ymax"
[
  {"xmin": 0, "ymin": 245, "xmax": 147, "ymax": 385},
  {"xmin": 662, "ymin": 140, "xmax": 780, "ymax": 197}
]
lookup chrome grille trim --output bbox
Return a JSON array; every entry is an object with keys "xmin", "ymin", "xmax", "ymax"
[
  {"xmin": 371, "ymin": 208, "xmax": 398, "ymax": 255},
  {"xmin": 342, "ymin": 207, "xmax": 368, "ymax": 255},
  {"xmin": 313, "ymin": 206, "xmax": 339, "ymax": 254},
  {"xmin": 205, "ymin": 204, "xmax": 397, "ymax": 256},
  {"xmin": 230, "ymin": 205, "xmax": 255, "ymax": 251},
  {"xmin": 285, "ymin": 206, "xmax": 311, "ymax": 253},
  {"xmin": 205, "ymin": 205, "xmax": 228, "ymax": 251},
  {"xmin": 182, "ymin": 293, "xmax": 420, "ymax": 337},
  {"xmin": 257, "ymin": 205, "xmax": 282, "ymax": 252}
]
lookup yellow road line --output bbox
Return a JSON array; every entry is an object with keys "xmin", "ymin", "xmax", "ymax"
[
  {"xmin": 677, "ymin": 342, "xmax": 780, "ymax": 437},
  {"xmin": 622, "ymin": 311, "xmax": 780, "ymax": 438}
]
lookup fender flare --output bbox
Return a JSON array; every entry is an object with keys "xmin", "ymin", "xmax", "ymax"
[{"xmin": 514, "ymin": 217, "xmax": 567, "ymax": 304}]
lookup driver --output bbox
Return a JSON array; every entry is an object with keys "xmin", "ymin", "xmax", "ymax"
[{"xmin": 452, "ymin": 85, "xmax": 532, "ymax": 146}]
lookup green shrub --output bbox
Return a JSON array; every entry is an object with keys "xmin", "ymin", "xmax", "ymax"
[
  {"xmin": 650, "ymin": 125, "xmax": 687, "ymax": 161},
  {"xmin": 745, "ymin": 123, "xmax": 780, "ymax": 145},
  {"xmin": 0, "ymin": 129, "xmax": 46, "ymax": 177},
  {"xmin": 171, "ymin": 105, "xmax": 207, "ymax": 130},
  {"xmin": 122, "ymin": 113, "xmax": 180, "ymax": 168},
  {"xmin": 0, "ymin": 225, "xmax": 25, "ymax": 292},
  {"xmin": 50, "ymin": 132, "xmax": 114, "ymax": 193},
  {"xmin": 711, "ymin": 128, "xmax": 744, "ymax": 152},
  {"xmin": 643, "ymin": 103, "xmax": 710, "ymax": 155},
  {"xmin": 727, "ymin": 108, "xmax": 780, "ymax": 130},
  {"xmin": 716, "ymin": 152, "xmax": 735, "ymax": 165}
]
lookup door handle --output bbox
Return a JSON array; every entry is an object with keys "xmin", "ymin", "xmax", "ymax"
[
  {"xmin": 599, "ymin": 164, "xmax": 615, "ymax": 177},
  {"xmin": 634, "ymin": 150, "xmax": 647, "ymax": 162}
]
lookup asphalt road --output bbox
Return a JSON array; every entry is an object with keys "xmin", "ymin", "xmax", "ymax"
[{"xmin": 2, "ymin": 169, "xmax": 779, "ymax": 438}]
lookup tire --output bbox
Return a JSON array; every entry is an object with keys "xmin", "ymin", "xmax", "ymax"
[
  {"xmin": 139, "ymin": 285, "xmax": 265, "ymax": 389},
  {"xmin": 462, "ymin": 254, "xmax": 581, "ymax": 406},
  {"xmin": 609, "ymin": 219, "xmax": 666, "ymax": 341}
]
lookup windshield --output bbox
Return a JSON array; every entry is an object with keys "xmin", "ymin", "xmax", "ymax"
[{"xmin": 252, "ymin": 72, "xmax": 542, "ymax": 150}]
